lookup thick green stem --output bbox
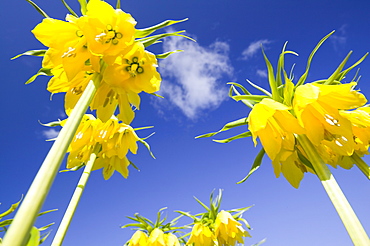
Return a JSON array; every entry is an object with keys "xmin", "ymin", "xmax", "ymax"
[
  {"xmin": 297, "ymin": 134, "xmax": 370, "ymax": 246},
  {"xmin": 2, "ymin": 75, "xmax": 101, "ymax": 246},
  {"xmin": 51, "ymin": 144, "xmax": 100, "ymax": 246},
  {"xmin": 351, "ymin": 153, "xmax": 370, "ymax": 179}
]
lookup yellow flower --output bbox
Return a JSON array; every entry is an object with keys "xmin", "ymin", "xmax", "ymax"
[
  {"xmin": 187, "ymin": 223, "xmax": 216, "ymax": 246},
  {"xmin": 248, "ymin": 98, "xmax": 305, "ymax": 161},
  {"xmin": 164, "ymin": 233, "xmax": 181, "ymax": 246},
  {"xmin": 128, "ymin": 231, "xmax": 148, "ymax": 246},
  {"xmin": 104, "ymin": 42, "xmax": 161, "ymax": 94},
  {"xmin": 214, "ymin": 210, "xmax": 250, "ymax": 246},
  {"xmin": 147, "ymin": 228, "xmax": 166, "ymax": 246},
  {"xmin": 293, "ymin": 82, "xmax": 367, "ymax": 156},
  {"xmin": 83, "ymin": 0, "xmax": 136, "ymax": 56}
]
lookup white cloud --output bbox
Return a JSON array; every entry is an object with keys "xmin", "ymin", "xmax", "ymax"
[
  {"xmin": 331, "ymin": 25, "xmax": 347, "ymax": 51},
  {"xmin": 158, "ymin": 36, "xmax": 233, "ymax": 119},
  {"xmin": 42, "ymin": 128, "xmax": 60, "ymax": 139},
  {"xmin": 256, "ymin": 69, "xmax": 268, "ymax": 78},
  {"xmin": 241, "ymin": 39, "xmax": 271, "ymax": 60}
]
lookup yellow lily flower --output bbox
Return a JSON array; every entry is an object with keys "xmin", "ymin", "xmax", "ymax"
[
  {"xmin": 293, "ymin": 82, "xmax": 367, "ymax": 156},
  {"xmin": 164, "ymin": 233, "xmax": 181, "ymax": 246},
  {"xmin": 214, "ymin": 210, "xmax": 250, "ymax": 246},
  {"xmin": 147, "ymin": 228, "xmax": 166, "ymax": 246},
  {"xmin": 187, "ymin": 223, "xmax": 216, "ymax": 246},
  {"xmin": 83, "ymin": 0, "xmax": 136, "ymax": 56},
  {"xmin": 128, "ymin": 230, "xmax": 148, "ymax": 246}
]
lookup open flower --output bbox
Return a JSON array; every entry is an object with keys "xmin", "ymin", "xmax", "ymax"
[
  {"xmin": 214, "ymin": 210, "xmax": 250, "ymax": 246},
  {"xmin": 293, "ymin": 82, "xmax": 367, "ymax": 156}
]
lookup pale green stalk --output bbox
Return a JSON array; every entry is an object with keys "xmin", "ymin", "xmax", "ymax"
[
  {"xmin": 51, "ymin": 144, "xmax": 100, "ymax": 246},
  {"xmin": 2, "ymin": 74, "xmax": 101, "ymax": 246},
  {"xmin": 296, "ymin": 134, "xmax": 370, "ymax": 246}
]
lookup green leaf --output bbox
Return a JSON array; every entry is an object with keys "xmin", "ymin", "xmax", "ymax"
[
  {"xmin": 138, "ymin": 31, "xmax": 194, "ymax": 48},
  {"xmin": 60, "ymin": 0, "xmax": 78, "ymax": 17},
  {"xmin": 193, "ymin": 196, "xmax": 210, "ymax": 212},
  {"xmin": 324, "ymin": 51, "xmax": 352, "ymax": 85},
  {"xmin": 213, "ymin": 131, "xmax": 251, "ymax": 143},
  {"xmin": 296, "ymin": 31, "xmax": 335, "ymax": 87},
  {"xmin": 135, "ymin": 19, "xmax": 188, "ymax": 39},
  {"xmin": 261, "ymin": 46, "xmax": 280, "ymax": 102},
  {"xmin": 237, "ymin": 148, "xmax": 265, "ymax": 184},
  {"xmin": 337, "ymin": 52, "xmax": 368, "ymax": 82},
  {"xmin": 251, "ymin": 238, "xmax": 267, "ymax": 246},
  {"xmin": 26, "ymin": 227, "xmax": 40, "ymax": 246},
  {"xmin": 25, "ymin": 0, "xmax": 49, "ymax": 18},
  {"xmin": 195, "ymin": 117, "xmax": 248, "ymax": 139},
  {"xmin": 25, "ymin": 67, "xmax": 53, "ymax": 85},
  {"xmin": 156, "ymin": 50, "xmax": 183, "ymax": 59},
  {"xmin": 77, "ymin": 0, "xmax": 87, "ymax": 15},
  {"xmin": 231, "ymin": 94, "xmax": 268, "ymax": 103},
  {"xmin": 138, "ymin": 138, "xmax": 155, "ymax": 159},
  {"xmin": 282, "ymin": 72, "xmax": 295, "ymax": 107},
  {"xmin": 245, "ymin": 79, "xmax": 272, "ymax": 97},
  {"xmin": 0, "ymin": 197, "xmax": 22, "ymax": 219},
  {"xmin": 11, "ymin": 50, "xmax": 46, "ymax": 60},
  {"xmin": 116, "ymin": 0, "xmax": 121, "ymax": 9},
  {"xmin": 39, "ymin": 120, "xmax": 62, "ymax": 127}
]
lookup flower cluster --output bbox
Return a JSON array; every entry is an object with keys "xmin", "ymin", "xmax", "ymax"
[
  {"xmin": 56, "ymin": 114, "xmax": 150, "ymax": 179},
  {"xmin": 30, "ymin": 0, "xmax": 169, "ymax": 124},
  {"xmin": 124, "ymin": 191, "xmax": 253, "ymax": 246},
  {"xmin": 198, "ymin": 32, "xmax": 370, "ymax": 188}
]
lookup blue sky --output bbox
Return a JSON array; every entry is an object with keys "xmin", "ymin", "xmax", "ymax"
[{"xmin": 1, "ymin": 0, "xmax": 370, "ymax": 245}]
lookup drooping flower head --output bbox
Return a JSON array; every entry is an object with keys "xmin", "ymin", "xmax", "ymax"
[{"xmin": 187, "ymin": 223, "xmax": 216, "ymax": 246}]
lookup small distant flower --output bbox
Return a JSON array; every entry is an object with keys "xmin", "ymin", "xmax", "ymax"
[
  {"xmin": 128, "ymin": 230, "xmax": 148, "ymax": 246},
  {"xmin": 187, "ymin": 223, "xmax": 215, "ymax": 246}
]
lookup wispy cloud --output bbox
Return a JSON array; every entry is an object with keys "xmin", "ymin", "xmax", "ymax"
[
  {"xmin": 241, "ymin": 39, "xmax": 271, "ymax": 60},
  {"xmin": 42, "ymin": 128, "xmax": 59, "ymax": 139},
  {"xmin": 256, "ymin": 69, "xmax": 268, "ymax": 78},
  {"xmin": 158, "ymin": 36, "xmax": 233, "ymax": 119},
  {"xmin": 330, "ymin": 25, "xmax": 347, "ymax": 51}
]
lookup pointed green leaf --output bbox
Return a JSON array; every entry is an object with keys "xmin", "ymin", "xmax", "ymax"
[
  {"xmin": 25, "ymin": 0, "xmax": 49, "ymax": 18},
  {"xmin": 229, "ymin": 84, "xmax": 254, "ymax": 108},
  {"xmin": 337, "ymin": 52, "xmax": 368, "ymax": 82},
  {"xmin": 237, "ymin": 148, "xmax": 265, "ymax": 184},
  {"xmin": 227, "ymin": 82, "xmax": 251, "ymax": 95},
  {"xmin": 213, "ymin": 131, "xmax": 252, "ymax": 143},
  {"xmin": 135, "ymin": 19, "xmax": 188, "ymax": 39},
  {"xmin": 0, "ymin": 197, "xmax": 22, "ymax": 219},
  {"xmin": 138, "ymin": 138, "xmax": 155, "ymax": 159},
  {"xmin": 245, "ymin": 79, "xmax": 272, "ymax": 97},
  {"xmin": 261, "ymin": 46, "xmax": 280, "ymax": 102},
  {"xmin": 296, "ymin": 31, "xmax": 335, "ymax": 86},
  {"xmin": 25, "ymin": 67, "xmax": 53, "ymax": 84},
  {"xmin": 251, "ymin": 238, "xmax": 267, "ymax": 246},
  {"xmin": 231, "ymin": 94, "xmax": 268, "ymax": 103},
  {"xmin": 116, "ymin": 0, "xmax": 121, "ymax": 9},
  {"xmin": 60, "ymin": 0, "xmax": 78, "ymax": 17},
  {"xmin": 283, "ymin": 72, "xmax": 295, "ymax": 107},
  {"xmin": 77, "ymin": 0, "xmax": 87, "ymax": 15},
  {"xmin": 193, "ymin": 196, "xmax": 210, "ymax": 212},
  {"xmin": 138, "ymin": 31, "xmax": 194, "ymax": 48},
  {"xmin": 156, "ymin": 50, "xmax": 183, "ymax": 59},
  {"xmin": 11, "ymin": 50, "xmax": 46, "ymax": 60},
  {"xmin": 195, "ymin": 117, "xmax": 248, "ymax": 139},
  {"xmin": 324, "ymin": 51, "xmax": 352, "ymax": 85},
  {"xmin": 25, "ymin": 227, "xmax": 40, "ymax": 246}
]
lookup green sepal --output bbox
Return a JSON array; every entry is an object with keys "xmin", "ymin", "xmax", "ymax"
[
  {"xmin": 25, "ymin": 67, "xmax": 53, "ymax": 84},
  {"xmin": 213, "ymin": 131, "xmax": 251, "ymax": 143},
  {"xmin": 60, "ymin": 0, "xmax": 78, "ymax": 17},
  {"xmin": 25, "ymin": 0, "xmax": 49, "ymax": 18},
  {"xmin": 237, "ymin": 148, "xmax": 265, "ymax": 184},
  {"xmin": 296, "ymin": 31, "xmax": 335, "ymax": 87},
  {"xmin": 25, "ymin": 227, "xmax": 40, "ymax": 246},
  {"xmin": 195, "ymin": 117, "xmax": 248, "ymax": 139},
  {"xmin": 77, "ymin": 0, "xmax": 87, "ymax": 15},
  {"xmin": 156, "ymin": 50, "xmax": 183, "ymax": 59},
  {"xmin": 138, "ymin": 31, "xmax": 194, "ymax": 48},
  {"xmin": 135, "ymin": 18, "xmax": 188, "ymax": 39},
  {"xmin": 11, "ymin": 50, "xmax": 46, "ymax": 60}
]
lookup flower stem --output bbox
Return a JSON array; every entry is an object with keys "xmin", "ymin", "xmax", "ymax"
[
  {"xmin": 51, "ymin": 144, "xmax": 100, "ymax": 246},
  {"xmin": 2, "ymin": 74, "xmax": 101, "ymax": 246},
  {"xmin": 297, "ymin": 134, "xmax": 370, "ymax": 246},
  {"xmin": 351, "ymin": 153, "xmax": 370, "ymax": 179}
]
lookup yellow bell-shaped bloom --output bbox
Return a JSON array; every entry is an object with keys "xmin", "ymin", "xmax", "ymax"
[
  {"xmin": 187, "ymin": 223, "xmax": 216, "ymax": 246},
  {"xmin": 214, "ymin": 210, "xmax": 250, "ymax": 246},
  {"xmin": 128, "ymin": 230, "xmax": 149, "ymax": 246},
  {"xmin": 164, "ymin": 233, "xmax": 181, "ymax": 246},
  {"xmin": 147, "ymin": 228, "xmax": 166, "ymax": 246},
  {"xmin": 293, "ymin": 82, "xmax": 367, "ymax": 156}
]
